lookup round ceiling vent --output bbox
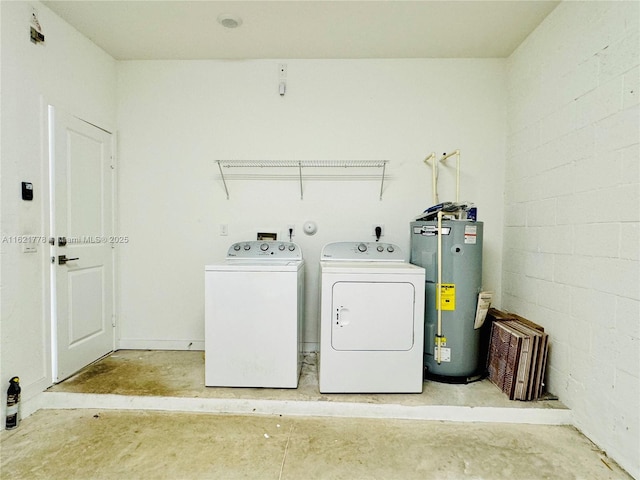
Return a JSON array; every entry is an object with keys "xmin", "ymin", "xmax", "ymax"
[{"xmin": 217, "ymin": 14, "xmax": 242, "ymax": 29}]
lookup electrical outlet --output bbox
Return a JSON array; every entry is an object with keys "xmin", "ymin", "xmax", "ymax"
[
  {"xmin": 372, "ymin": 224, "xmax": 384, "ymax": 239},
  {"xmin": 219, "ymin": 224, "xmax": 228, "ymax": 236}
]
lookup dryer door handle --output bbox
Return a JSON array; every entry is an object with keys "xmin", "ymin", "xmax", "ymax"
[{"xmin": 336, "ymin": 307, "xmax": 350, "ymax": 327}]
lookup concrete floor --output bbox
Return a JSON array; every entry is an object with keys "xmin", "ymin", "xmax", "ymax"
[
  {"xmin": 1, "ymin": 350, "xmax": 633, "ymax": 479},
  {"xmin": 45, "ymin": 350, "xmax": 567, "ymax": 411},
  {"xmin": 1, "ymin": 409, "xmax": 631, "ymax": 480}
]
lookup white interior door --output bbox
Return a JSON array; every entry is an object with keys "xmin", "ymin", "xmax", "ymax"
[{"xmin": 49, "ymin": 106, "xmax": 114, "ymax": 382}]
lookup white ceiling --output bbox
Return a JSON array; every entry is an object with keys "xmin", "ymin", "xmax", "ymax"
[{"xmin": 42, "ymin": 0, "xmax": 560, "ymax": 60}]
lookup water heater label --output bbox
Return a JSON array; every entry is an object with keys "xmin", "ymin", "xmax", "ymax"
[
  {"xmin": 436, "ymin": 347, "xmax": 451, "ymax": 362},
  {"xmin": 439, "ymin": 284, "xmax": 456, "ymax": 310},
  {"xmin": 464, "ymin": 225, "xmax": 478, "ymax": 244},
  {"xmin": 414, "ymin": 226, "xmax": 451, "ymax": 236}
]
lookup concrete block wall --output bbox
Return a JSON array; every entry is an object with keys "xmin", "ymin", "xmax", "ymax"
[{"xmin": 505, "ymin": 2, "xmax": 639, "ymax": 477}]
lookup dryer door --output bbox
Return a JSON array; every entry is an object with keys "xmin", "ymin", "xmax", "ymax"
[{"xmin": 331, "ymin": 282, "xmax": 415, "ymax": 351}]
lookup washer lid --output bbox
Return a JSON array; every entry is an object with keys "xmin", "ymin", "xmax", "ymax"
[{"xmin": 206, "ymin": 259, "xmax": 304, "ymax": 272}]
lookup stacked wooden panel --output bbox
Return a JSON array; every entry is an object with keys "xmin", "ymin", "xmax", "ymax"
[{"xmin": 486, "ymin": 309, "xmax": 549, "ymax": 401}]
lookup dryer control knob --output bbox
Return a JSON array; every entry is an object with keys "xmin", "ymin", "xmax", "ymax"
[
  {"xmin": 288, "ymin": 245, "xmax": 296, "ymax": 251},
  {"xmin": 244, "ymin": 244, "xmax": 251, "ymax": 250},
  {"xmin": 357, "ymin": 243, "xmax": 367, "ymax": 252},
  {"xmin": 260, "ymin": 243, "xmax": 269, "ymax": 251},
  {"xmin": 278, "ymin": 244, "xmax": 286, "ymax": 251},
  {"xmin": 233, "ymin": 244, "xmax": 241, "ymax": 251},
  {"xmin": 387, "ymin": 246, "xmax": 395, "ymax": 253},
  {"xmin": 377, "ymin": 245, "xmax": 384, "ymax": 252}
]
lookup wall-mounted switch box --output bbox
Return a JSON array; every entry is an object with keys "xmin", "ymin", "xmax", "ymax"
[
  {"xmin": 257, "ymin": 232, "xmax": 277, "ymax": 241},
  {"xmin": 30, "ymin": 27, "xmax": 45, "ymax": 44},
  {"xmin": 22, "ymin": 182, "xmax": 33, "ymax": 201}
]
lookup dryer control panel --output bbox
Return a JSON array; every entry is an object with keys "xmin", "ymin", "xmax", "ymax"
[
  {"xmin": 321, "ymin": 242, "xmax": 404, "ymax": 262},
  {"xmin": 227, "ymin": 241, "xmax": 302, "ymax": 259}
]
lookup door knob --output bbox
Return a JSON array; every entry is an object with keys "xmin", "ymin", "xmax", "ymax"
[{"xmin": 58, "ymin": 255, "xmax": 79, "ymax": 265}]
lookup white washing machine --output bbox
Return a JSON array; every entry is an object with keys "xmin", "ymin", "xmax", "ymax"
[
  {"xmin": 205, "ymin": 241, "xmax": 304, "ymax": 388},
  {"xmin": 319, "ymin": 242, "xmax": 426, "ymax": 393}
]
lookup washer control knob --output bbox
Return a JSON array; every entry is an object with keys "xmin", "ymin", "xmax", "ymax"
[
  {"xmin": 278, "ymin": 244, "xmax": 286, "ymax": 251},
  {"xmin": 377, "ymin": 245, "xmax": 384, "ymax": 252},
  {"xmin": 233, "ymin": 244, "xmax": 241, "ymax": 251},
  {"xmin": 243, "ymin": 244, "xmax": 251, "ymax": 251},
  {"xmin": 260, "ymin": 243, "xmax": 269, "ymax": 251},
  {"xmin": 357, "ymin": 243, "xmax": 367, "ymax": 252},
  {"xmin": 387, "ymin": 245, "xmax": 395, "ymax": 253},
  {"xmin": 288, "ymin": 245, "xmax": 296, "ymax": 251}
]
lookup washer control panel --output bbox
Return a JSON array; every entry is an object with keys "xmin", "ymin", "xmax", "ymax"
[
  {"xmin": 227, "ymin": 241, "xmax": 302, "ymax": 259},
  {"xmin": 321, "ymin": 242, "xmax": 404, "ymax": 261}
]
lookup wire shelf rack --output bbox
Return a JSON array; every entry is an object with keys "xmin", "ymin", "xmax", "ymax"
[{"xmin": 215, "ymin": 160, "xmax": 389, "ymax": 200}]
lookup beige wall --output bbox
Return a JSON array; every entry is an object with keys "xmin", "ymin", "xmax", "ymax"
[{"xmin": 115, "ymin": 58, "xmax": 506, "ymax": 351}]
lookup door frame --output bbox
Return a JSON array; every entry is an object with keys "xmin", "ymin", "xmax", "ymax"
[{"xmin": 45, "ymin": 103, "xmax": 118, "ymax": 383}]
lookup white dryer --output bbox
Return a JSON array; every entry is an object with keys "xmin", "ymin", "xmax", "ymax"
[
  {"xmin": 205, "ymin": 241, "xmax": 304, "ymax": 388},
  {"xmin": 319, "ymin": 242, "xmax": 426, "ymax": 393}
]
